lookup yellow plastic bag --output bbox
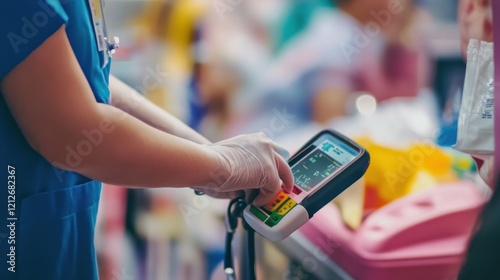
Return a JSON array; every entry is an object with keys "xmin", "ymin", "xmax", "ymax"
[{"xmin": 334, "ymin": 138, "xmax": 457, "ymax": 229}]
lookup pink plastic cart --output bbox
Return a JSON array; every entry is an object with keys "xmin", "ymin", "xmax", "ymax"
[{"xmin": 299, "ymin": 182, "xmax": 486, "ymax": 280}]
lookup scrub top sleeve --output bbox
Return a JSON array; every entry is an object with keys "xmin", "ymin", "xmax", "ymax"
[{"xmin": 0, "ymin": 0, "xmax": 68, "ymax": 79}]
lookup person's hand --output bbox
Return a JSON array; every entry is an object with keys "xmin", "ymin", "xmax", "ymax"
[{"xmin": 200, "ymin": 133, "xmax": 294, "ymax": 206}]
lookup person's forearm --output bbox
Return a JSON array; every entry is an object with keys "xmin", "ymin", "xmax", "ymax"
[
  {"xmin": 109, "ymin": 75, "xmax": 210, "ymax": 144},
  {"xmin": 50, "ymin": 103, "xmax": 217, "ymax": 188},
  {"xmin": 0, "ymin": 27, "xmax": 215, "ymax": 189}
]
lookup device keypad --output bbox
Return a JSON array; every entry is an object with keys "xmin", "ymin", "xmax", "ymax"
[
  {"xmin": 250, "ymin": 191, "xmax": 298, "ymax": 227},
  {"xmin": 263, "ymin": 192, "xmax": 288, "ymax": 212},
  {"xmin": 276, "ymin": 199, "xmax": 297, "ymax": 215}
]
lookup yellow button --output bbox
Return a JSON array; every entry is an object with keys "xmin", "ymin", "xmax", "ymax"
[{"xmin": 277, "ymin": 199, "xmax": 297, "ymax": 216}]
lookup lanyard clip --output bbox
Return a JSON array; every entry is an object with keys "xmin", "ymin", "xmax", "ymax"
[
  {"xmin": 106, "ymin": 36, "xmax": 120, "ymax": 55},
  {"xmin": 194, "ymin": 189, "xmax": 205, "ymax": 196}
]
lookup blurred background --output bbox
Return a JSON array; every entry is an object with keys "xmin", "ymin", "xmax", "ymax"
[{"xmin": 96, "ymin": 0, "xmax": 490, "ymax": 279}]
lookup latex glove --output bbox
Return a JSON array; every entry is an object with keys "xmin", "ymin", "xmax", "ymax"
[
  {"xmin": 202, "ymin": 133, "xmax": 294, "ymax": 206},
  {"xmin": 191, "ymin": 188, "xmax": 245, "ymax": 200}
]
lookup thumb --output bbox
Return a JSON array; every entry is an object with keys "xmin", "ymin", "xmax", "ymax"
[{"xmin": 253, "ymin": 182, "xmax": 280, "ymax": 207}]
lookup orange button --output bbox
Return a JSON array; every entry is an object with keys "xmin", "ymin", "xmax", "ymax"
[{"xmin": 264, "ymin": 192, "xmax": 289, "ymax": 212}]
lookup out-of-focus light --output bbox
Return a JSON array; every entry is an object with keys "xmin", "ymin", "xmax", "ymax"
[{"xmin": 356, "ymin": 94, "xmax": 377, "ymax": 116}]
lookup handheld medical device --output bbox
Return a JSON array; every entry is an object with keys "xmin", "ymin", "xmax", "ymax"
[{"xmin": 243, "ymin": 130, "xmax": 370, "ymax": 241}]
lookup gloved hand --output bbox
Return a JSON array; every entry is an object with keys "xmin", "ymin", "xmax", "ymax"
[{"xmin": 198, "ymin": 133, "xmax": 294, "ymax": 206}]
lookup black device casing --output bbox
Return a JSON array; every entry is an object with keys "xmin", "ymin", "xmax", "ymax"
[{"xmin": 288, "ymin": 130, "xmax": 370, "ymax": 218}]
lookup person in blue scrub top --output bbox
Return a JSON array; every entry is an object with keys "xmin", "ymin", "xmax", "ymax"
[{"xmin": 0, "ymin": 1, "xmax": 294, "ymax": 279}]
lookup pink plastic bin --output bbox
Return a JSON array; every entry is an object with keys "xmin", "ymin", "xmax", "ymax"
[{"xmin": 300, "ymin": 182, "xmax": 486, "ymax": 280}]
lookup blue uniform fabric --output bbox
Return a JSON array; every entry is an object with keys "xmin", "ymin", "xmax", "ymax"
[{"xmin": 0, "ymin": 0, "xmax": 111, "ymax": 279}]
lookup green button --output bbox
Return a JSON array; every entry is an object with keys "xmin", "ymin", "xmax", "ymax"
[
  {"xmin": 265, "ymin": 212, "xmax": 285, "ymax": 227},
  {"xmin": 250, "ymin": 206, "xmax": 268, "ymax": 222}
]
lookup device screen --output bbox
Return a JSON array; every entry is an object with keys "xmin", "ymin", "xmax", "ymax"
[{"xmin": 292, "ymin": 136, "xmax": 359, "ymax": 192}]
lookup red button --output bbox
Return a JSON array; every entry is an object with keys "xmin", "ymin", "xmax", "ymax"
[{"xmin": 292, "ymin": 185, "xmax": 302, "ymax": 195}]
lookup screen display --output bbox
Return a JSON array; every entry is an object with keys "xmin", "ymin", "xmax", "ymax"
[{"xmin": 292, "ymin": 139, "xmax": 357, "ymax": 192}]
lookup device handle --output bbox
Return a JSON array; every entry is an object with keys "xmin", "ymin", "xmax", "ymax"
[{"xmin": 224, "ymin": 197, "xmax": 256, "ymax": 280}]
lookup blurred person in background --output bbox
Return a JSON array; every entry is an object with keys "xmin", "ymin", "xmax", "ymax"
[
  {"xmin": 227, "ymin": 0, "xmax": 431, "ymax": 138},
  {"xmin": 188, "ymin": 21, "xmax": 243, "ymax": 141},
  {"xmin": 455, "ymin": 0, "xmax": 500, "ymax": 278},
  {"xmin": 274, "ymin": 0, "xmax": 335, "ymax": 51},
  {"xmin": 131, "ymin": 0, "xmax": 208, "ymax": 119},
  {"xmin": 188, "ymin": 0, "xmax": 286, "ymax": 141}
]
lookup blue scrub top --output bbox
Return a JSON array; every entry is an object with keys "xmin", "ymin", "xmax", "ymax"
[{"xmin": 0, "ymin": 1, "xmax": 111, "ymax": 279}]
